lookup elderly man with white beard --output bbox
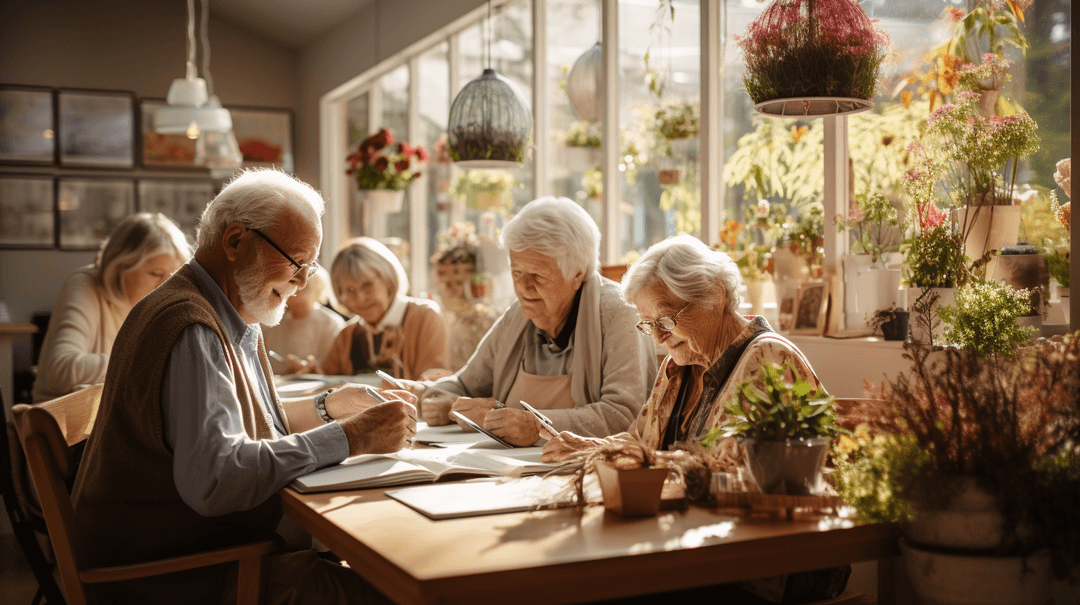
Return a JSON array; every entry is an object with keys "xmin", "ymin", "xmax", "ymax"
[{"xmin": 71, "ymin": 170, "xmax": 412, "ymax": 605}]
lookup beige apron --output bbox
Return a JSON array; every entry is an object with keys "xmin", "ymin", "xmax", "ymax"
[{"xmin": 504, "ymin": 360, "xmax": 574, "ymax": 411}]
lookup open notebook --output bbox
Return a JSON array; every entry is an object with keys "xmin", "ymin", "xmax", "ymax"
[{"xmin": 290, "ymin": 444, "xmax": 559, "ymax": 493}]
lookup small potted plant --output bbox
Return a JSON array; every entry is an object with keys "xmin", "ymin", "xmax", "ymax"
[
  {"xmin": 937, "ymin": 279, "xmax": 1037, "ymax": 357},
  {"xmin": 448, "ymin": 170, "xmax": 518, "ymax": 213},
  {"xmin": 469, "ymin": 272, "xmax": 493, "ymax": 300},
  {"xmin": 838, "ymin": 192, "xmax": 902, "ymax": 330},
  {"xmin": 784, "ymin": 204, "xmax": 826, "ymax": 280},
  {"xmin": 866, "ymin": 305, "xmax": 908, "ymax": 341},
  {"xmin": 651, "ymin": 101, "xmax": 699, "ymax": 184},
  {"xmin": 709, "ymin": 357, "xmax": 845, "ymax": 496},
  {"xmin": 347, "ymin": 128, "xmax": 428, "ymax": 214}
]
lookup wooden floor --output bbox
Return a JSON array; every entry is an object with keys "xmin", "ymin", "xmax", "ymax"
[{"xmin": 0, "ymin": 534, "xmax": 43, "ymax": 604}]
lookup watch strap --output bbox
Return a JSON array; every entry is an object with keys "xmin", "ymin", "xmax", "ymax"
[{"xmin": 314, "ymin": 389, "xmax": 335, "ymax": 423}]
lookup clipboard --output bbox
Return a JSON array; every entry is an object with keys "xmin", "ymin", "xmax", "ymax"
[{"xmin": 451, "ymin": 411, "xmax": 514, "ymax": 448}]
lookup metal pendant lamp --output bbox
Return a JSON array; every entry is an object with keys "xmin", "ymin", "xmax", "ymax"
[
  {"xmin": 566, "ymin": 41, "xmax": 602, "ymax": 122},
  {"xmin": 155, "ymin": 0, "xmax": 234, "ymax": 141},
  {"xmin": 447, "ymin": 2, "xmax": 532, "ymax": 169}
]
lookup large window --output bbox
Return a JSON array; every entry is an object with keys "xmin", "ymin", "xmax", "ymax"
[{"xmin": 323, "ymin": 0, "xmax": 1072, "ymax": 303}]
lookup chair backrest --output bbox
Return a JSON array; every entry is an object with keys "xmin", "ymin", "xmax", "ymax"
[{"xmin": 12, "ymin": 384, "xmax": 105, "ymax": 605}]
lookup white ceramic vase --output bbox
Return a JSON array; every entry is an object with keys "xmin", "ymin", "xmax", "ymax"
[
  {"xmin": 842, "ymin": 254, "xmax": 902, "ymax": 330},
  {"xmin": 356, "ymin": 188, "xmax": 405, "ymax": 214},
  {"xmin": 955, "ymin": 205, "xmax": 1022, "ymax": 277},
  {"xmin": 908, "ymin": 286, "xmax": 955, "ymax": 345}
]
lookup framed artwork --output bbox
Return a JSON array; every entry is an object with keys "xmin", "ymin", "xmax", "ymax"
[
  {"xmin": 0, "ymin": 85, "xmax": 56, "ymax": 164},
  {"xmin": 230, "ymin": 106, "xmax": 294, "ymax": 173},
  {"xmin": 57, "ymin": 177, "xmax": 136, "ymax": 249},
  {"xmin": 791, "ymin": 281, "xmax": 829, "ymax": 336},
  {"xmin": 58, "ymin": 89, "xmax": 135, "ymax": 169},
  {"xmin": 137, "ymin": 178, "xmax": 216, "ymax": 242},
  {"xmin": 0, "ymin": 175, "xmax": 54, "ymax": 248},
  {"xmin": 139, "ymin": 98, "xmax": 200, "ymax": 169}
]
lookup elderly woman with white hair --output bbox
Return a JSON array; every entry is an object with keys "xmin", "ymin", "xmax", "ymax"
[
  {"xmin": 542, "ymin": 234, "xmax": 823, "ymax": 461},
  {"xmin": 419, "ymin": 196, "xmax": 657, "ymax": 446}
]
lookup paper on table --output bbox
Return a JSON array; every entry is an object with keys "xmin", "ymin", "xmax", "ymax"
[
  {"xmin": 386, "ymin": 475, "xmax": 578, "ymax": 520},
  {"xmin": 414, "ymin": 422, "xmax": 489, "ymax": 445}
]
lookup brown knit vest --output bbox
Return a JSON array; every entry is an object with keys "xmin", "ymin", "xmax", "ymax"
[{"xmin": 71, "ymin": 265, "xmax": 283, "ymax": 586}]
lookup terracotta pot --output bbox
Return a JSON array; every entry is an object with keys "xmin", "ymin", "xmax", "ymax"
[
  {"xmin": 594, "ymin": 462, "xmax": 668, "ymax": 517},
  {"xmin": 741, "ymin": 437, "xmax": 830, "ymax": 496},
  {"xmin": 901, "ymin": 540, "xmax": 1050, "ymax": 605}
]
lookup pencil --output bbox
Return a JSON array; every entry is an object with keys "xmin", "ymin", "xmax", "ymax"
[{"xmin": 375, "ymin": 369, "xmax": 405, "ymax": 390}]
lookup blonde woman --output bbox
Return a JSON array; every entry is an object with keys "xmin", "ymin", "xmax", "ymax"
[{"xmin": 33, "ymin": 213, "xmax": 192, "ymax": 402}]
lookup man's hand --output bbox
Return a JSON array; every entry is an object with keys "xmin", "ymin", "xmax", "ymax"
[
  {"xmin": 325, "ymin": 384, "xmax": 417, "ymax": 421},
  {"xmin": 450, "ymin": 397, "xmax": 499, "ymax": 429},
  {"xmin": 338, "ymin": 399, "xmax": 417, "ymax": 456},
  {"xmin": 419, "ymin": 389, "xmax": 456, "ymax": 426},
  {"xmin": 541, "ymin": 431, "xmax": 603, "ymax": 463},
  {"xmin": 484, "ymin": 408, "xmax": 541, "ymax": 447}
]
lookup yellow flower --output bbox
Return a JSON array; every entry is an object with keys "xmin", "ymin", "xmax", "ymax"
[{"xmin": 936, "ymin": 53, "xmax": 959, "ymax": 95}]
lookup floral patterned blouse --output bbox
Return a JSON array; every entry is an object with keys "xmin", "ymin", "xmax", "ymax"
[{"xmin": 627, "ymin": 316, "xmax": 824, "ymax": 451}]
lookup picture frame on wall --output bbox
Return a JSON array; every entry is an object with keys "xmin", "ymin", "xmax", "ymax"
[
  {"xmin": 139, "ymin": 98, "xmax": 201, "ymax": 169},
  {"xmin": 58, "ymin": 89, "xmax": 135, "ymax": 169},
  {"xmin": 791, "ymin": 281, "xmax": 829, "ymax": 336},
  {"xmin": 57, "ymin": 177, "xmax": 136, "ymax": 249},
  {"xmin": 230, "ymin": 106, "xmax": 294, "ymax": 173},
  {"xmin": 0, "ymin": 85, "xmax": 56, "ymax": 164},
  {"xmin": 137, "ymin": 178, "xmax": 216, "ymax": 242},
  {"xmin": 0, "ymin": 175, "xmax": 54, "ymax": 248}
]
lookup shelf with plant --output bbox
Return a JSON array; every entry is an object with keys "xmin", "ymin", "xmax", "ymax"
[
  {"xmin": 737, "ymin": 0, "xmax": 890, "ymax": 110},
  {"xmin": 346, "ymin": 128, "xmax": 428, "ymax": 191}
]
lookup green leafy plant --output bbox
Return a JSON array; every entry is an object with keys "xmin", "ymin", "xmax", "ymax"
[
  {"xmin": 562, "ymin": 120, "xmax": 601, "ymax": 148},
  {"xmin": 831, "ymin": 427, "xmax": 925, "ymax": 524},
  {"xmin": 938, "ymin": 279, "xmax": 1035, "ymax": 358},
  {"xmin": 448, "ymin": 170, "xmax": 519, "ymax": 212},
  {"xmin": 658, "ymin": 164, "xmax": 701, "ymax": 236},
  {"xmin": 1047, "ymin": 248, "xmax": 1071, "ymax": 288},
  {"xmin": 447, "ymin": 128, "xmax": 529, "ymax": 164},
  {"xmin": 785, "ymin": 204, "xmax": 825, "ymax": 279},
  {"xmin": 653, "ymin": 101, "xmax": 699, "ymax": 142},
  {"xmin": 581, "ymin": 165, "xmax": 603, "ymax": 201},
  {"xmin": 836, "ymin": 192, "xmax": 900, "ymax": 265},
  {"xmin": 709, "ymin": 357, "xmax": 844, "ymax": 442}
]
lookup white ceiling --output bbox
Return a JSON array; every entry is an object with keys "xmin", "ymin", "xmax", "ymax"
[{"xmin": 212, "ymin": 0, "xmax": 374, "ymax": 49}]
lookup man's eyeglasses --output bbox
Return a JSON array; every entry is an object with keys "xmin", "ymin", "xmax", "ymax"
[
  {"xmin": 249, "ymin": 228, "xmax": 320, "ymax": 280},
  {"xmin": 635, "ymin": 302, "xmax": 691, "ymax": 336}
]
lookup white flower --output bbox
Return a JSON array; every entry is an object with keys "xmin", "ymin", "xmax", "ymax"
[{"xmin": 756, "ymin": 199, "xmax": 770, "ymax": 218}]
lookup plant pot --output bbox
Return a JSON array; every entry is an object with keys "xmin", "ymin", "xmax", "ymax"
[
  {"xmin": 900, "ymin": 540, "xmax": 1050, "ymax": 605},
  {"xmin": 992, "ymin": 253, "xmax": 1049, "ymax": 316},
  {"xmin": 880, "ymin": 310, "xmax": 909, "ymax": 341},
  {"xmin": 955, "ymin": 205, "xmax": 1022, "ymax": 277},
  {"xmin": 356, "ymin": 188, "xmax": 406, "ymax": 214},
  {"xmin": 909, "ymin": 287, "xmax": 955, "ymax": 345},
  {"xmin": 843, "ymin": 255, "xmax": 902, "ymax": 330},
  {"xmin": 741, "ymin": 437, "xmax": 830, "ymax": 496},
  {"xmin": 594, "ymin": 461, "xmax": 669, "ymax": 517},
  {"xmin": 470, "ymin": 279, "xmax": 493, "ymax": 300},
  {"xmin": 906, "ymin": 479, "xmax": 1005, "ymax": 551}
]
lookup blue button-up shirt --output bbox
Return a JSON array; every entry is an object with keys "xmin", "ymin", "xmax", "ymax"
[{"xmin": 162, "ymin": 260, "xmax": 348, "ymax": 517}]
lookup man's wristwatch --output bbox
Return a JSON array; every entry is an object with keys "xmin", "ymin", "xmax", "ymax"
[{"xmin": 314, "ymin": 389, "xmax": 335, "ymax": 423}]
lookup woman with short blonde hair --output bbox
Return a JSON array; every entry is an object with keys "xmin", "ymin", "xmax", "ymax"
[{"xmin": 33, "ymin": 213, "xmax": 192, "ymax": 402}]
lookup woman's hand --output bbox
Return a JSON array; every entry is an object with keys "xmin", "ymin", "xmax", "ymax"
[
  {"xmin": 419, "ymin": 389, "xmax": 456, "ymax": 426},
  {"xmin": 484, "ymin": 408, "xmax": 541, "ymax": 447},
  {"xmin": 450, "ymin": 397, "xmax": 499, "ymax": 429},
  {"xmin": 541, "ymin": 431, "xmax": 603, "ymax": 463}
]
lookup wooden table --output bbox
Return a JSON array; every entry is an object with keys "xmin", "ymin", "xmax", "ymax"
[
  {"xmin": 0, "ymin": 322, "xmax": 36, "ymax": 419},
  {"xmin": 281, "ymin": 484, "xmax": 899, "ymax": 605}
]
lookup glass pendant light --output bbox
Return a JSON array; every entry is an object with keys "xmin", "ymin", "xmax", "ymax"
[
  {"xmin": 566, "ymin": 41, "xmax": 602, "ymax": 122},
  {"xmin": 155, "ymin": 0, "xmax": 233, "ymax": 137},
  {"xmin": 447, "ymin": 2, "xmax": 532, "ymax": 169},
  {"xmin": 192, "ymin": 0, "xmax": 241, "ymax": 177}
]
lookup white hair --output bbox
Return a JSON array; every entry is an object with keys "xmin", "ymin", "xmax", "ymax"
[
  {"xmin": 499, "ymin": 196, "xmax": 600, "ymax": 280},
  {"xmin": 621, "ymin": 234, "xmax": 742, "ymax": 315},
  {"xmin": 330, "ymin": 237, "xmax": 409, "ymax": 299},
  {"xmin": 196, "ymin": 169, "xmax": 325, "ymax": 251}
]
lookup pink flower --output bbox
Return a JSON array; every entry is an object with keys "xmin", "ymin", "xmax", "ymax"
[{"xmin": 916, "ymin": 204, "xmax": 947, "ymax": 231}]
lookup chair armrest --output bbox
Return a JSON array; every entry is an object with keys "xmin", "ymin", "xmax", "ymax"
[{"xmin": 80, "ymin": 540, "xmax": 277, "ymax": 584}]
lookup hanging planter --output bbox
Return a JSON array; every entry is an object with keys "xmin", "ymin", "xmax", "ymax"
[
  {"xmin": 566, "ymin": 41, "xmax": 603, "ymax": 122},
  {"xmin": 447, "ymin": 68, "xmax": 533, "ymax": 169},
  {"xmin": 739, "ymin": 0, "xmax": 889, "ymax": 118}
]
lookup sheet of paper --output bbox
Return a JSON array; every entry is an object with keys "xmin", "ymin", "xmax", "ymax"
[
  {"xmin": 414, "ymin": 422, "xmax": 488, "ymax": 445},
  {"xmin": 386, "ymin": 475, "xmax": 578, "ymax": 520}
]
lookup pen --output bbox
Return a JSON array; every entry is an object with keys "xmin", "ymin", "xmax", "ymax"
[
  {"xmin": 375, "ymin": 369, "xmax": 405, "ymax": 390},
  {"xmin": 267, "ymin": 350, "xmax": 285, "ymax": 363},
  {"xmin": 519, "ymin": 401, "xmax": 558, "ymax": 439},
  {"xmin": 363, "ymin": 385, "xmax": 390, "ymax": 403}
]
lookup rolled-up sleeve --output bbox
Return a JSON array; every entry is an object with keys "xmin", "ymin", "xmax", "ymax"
[{"xmin": 163, "ymin": 323, "xmax": 349, "ymax": 517}]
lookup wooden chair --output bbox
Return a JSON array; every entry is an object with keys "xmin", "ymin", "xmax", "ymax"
[{"xmin": 11, "ymin": 385, "xmax": 276, "ymax": 605}]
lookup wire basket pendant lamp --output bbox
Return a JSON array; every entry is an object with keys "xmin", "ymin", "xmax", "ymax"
[{"xmin": 447, "ymin": 1, "xmax": 533, "ymax": 169}]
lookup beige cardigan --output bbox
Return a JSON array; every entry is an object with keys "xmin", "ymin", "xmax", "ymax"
[
  {"xmin": 424, "ymin": 272, "xmax": 658, "ymax": 437},
  {"xmin": 33, "ymin": 266, "xmax": 130, "ymax": 402}
]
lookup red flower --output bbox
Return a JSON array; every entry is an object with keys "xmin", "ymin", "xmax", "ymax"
[
  {"xmin": 374, "ymin": 157, "xmax": 389, "ymax": 172},
  {"xmin": 413, "ymin": 146, "xmax": 429, "ymax": 163},
  {"xmin": 398, "ymin": 142, "xmax": 412, "ymax": 157},
  {"xmin": 394, "ymin": 159, "xmax": 410, "ymax": 172},
  {"xmin": 359, "ymin": 145, "xmax": 372, "ymax": 164},
  {"xmin": 362, "ymin": 128, "xmax": 393, "ymax": 151}
]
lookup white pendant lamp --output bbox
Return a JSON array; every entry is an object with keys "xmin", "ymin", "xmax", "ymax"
[
  {"xmin": 155, "ymin": 0, "xmax": 234, "ymax": 140},
  {"xmin": 566, "ymin": 41, "xmax": 602, "ymax": 122}
]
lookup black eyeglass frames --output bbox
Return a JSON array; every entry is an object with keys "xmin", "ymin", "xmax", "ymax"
[{"xmin": 249, "ymin": 228, "xmax": 320, "ymax": 279}]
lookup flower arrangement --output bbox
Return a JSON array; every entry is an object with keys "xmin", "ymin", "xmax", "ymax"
[
  {"xmin": 901, "ymin": 143, "xmax": 967, "ymax": 288},
  {"xmin": 581, "ymin": 165, "xmax": 603, "ymax": 201},
  {"xmin": 562, "ymin": 120, "xmax": 601, "ymax": 148},
  {"xmin": 836, "ymin": 192, "xmax": 900, "ymax": 265},
  {"xmin": 715, "ymin": 219, "xmax": 772, "ymax": 282},
  {"xmin": 737, "ymin": 0, "xmax": 890, "ymax": 105},
  {"xmin": 346, "ymin": 128, "xmax": 428, "ymax": 190},
  {"xmin": 429, "ymin": 222, "xmax": 479, "ymax": 265},
  {"xmin": 653, "ymin": 101, "xmax": 699, "ymax": 142},
  {"xmin": 937, "ymin": 279, "xmax": 1036, "ymax": 358},
  {"xmin": 921, "ymin": 55, "xmax": 1040, "ymax": 207}
]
